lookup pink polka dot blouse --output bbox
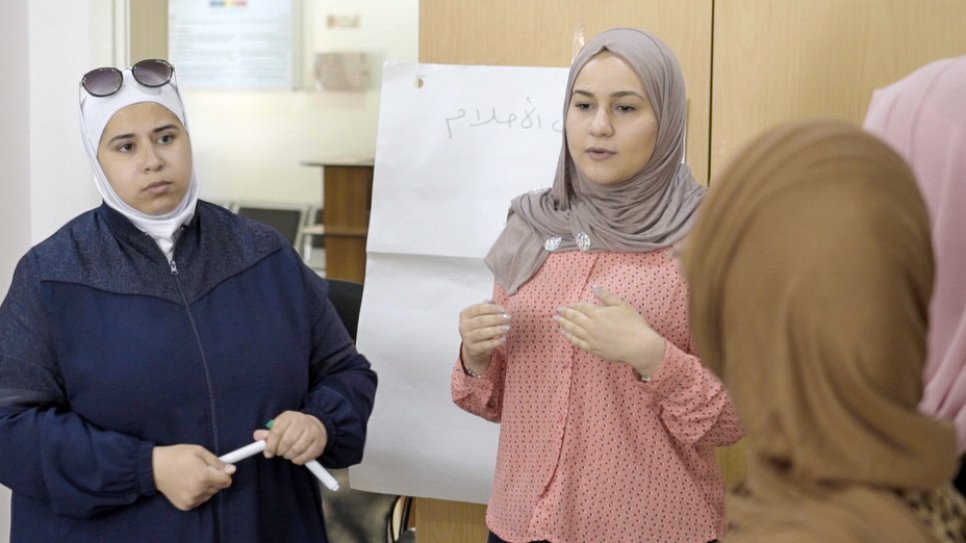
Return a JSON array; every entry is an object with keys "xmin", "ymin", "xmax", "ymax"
[{"xmin": 452, "ymin": 249, "xmax": 744, "ymax": 543}]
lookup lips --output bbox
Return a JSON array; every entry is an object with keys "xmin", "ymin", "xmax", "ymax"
[
  {"xmin": 586, "ymin": 147, "xmax": 616, "ymax": 160},
  {"xmin": 144, "ymin": 180, "xmax": 172, "ymax": 193}
]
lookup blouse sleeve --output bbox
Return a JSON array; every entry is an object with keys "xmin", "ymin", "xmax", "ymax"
[
  {"xmin": 641, "ymin": 277, "xmax": 744, "ymax": 448},
  {"xmin": 299, "ymin": 266, "xmax": 378, "ymax": 469},
  {"xmin": 451, "ymin": 283, "xmax": 508, "ymax": 423},
  {"xmin": 0, "ymin": 255, "xmax": 156, "ymax": 519},
  {"xmin": 644, "ymin": 343, "xmax": 743, "ymax": 447}
]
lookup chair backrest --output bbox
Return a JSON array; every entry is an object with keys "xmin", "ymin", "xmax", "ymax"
[
  {"xmin": 235, "ymin": 204, "xmax": 306, "ymax": 248},
  {"xmin": 325, "ymin": 278, "xmax": 363, "ymax": 341},
  {"xmin": 321, "ymin": 278, "xmax": 413, "ymax": 542}
]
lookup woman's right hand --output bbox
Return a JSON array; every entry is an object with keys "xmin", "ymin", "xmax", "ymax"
[
  {"xmin": 459, "ymin": 301, "xmax": 511, "ymax": 375},
  {"xmin": 153, "ymin": 444, "xmax": 235, "ymax": 511}
]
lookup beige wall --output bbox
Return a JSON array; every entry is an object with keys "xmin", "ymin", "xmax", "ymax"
[{"xmin": 711, "ymin": 0, "xmax": 966, "ymax": 179}]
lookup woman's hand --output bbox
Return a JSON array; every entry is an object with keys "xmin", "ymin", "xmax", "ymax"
[
  {"xmin": 253, "ymin": 411, "xmax": 327, "ymax": 466},
  {"xmin": 555, "ymin": 286, "xmax": 666, "ymax": 378},
  {"xmin": 459, "ymin": 301, "xmax": 511, "ymax": 375},
  {"xmin": 153, "ymin": 444, "xmax": 235, "ymax": 511}
]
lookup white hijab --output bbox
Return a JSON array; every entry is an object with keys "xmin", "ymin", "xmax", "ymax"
[{"xmin": 79, "ymin": 65, "xmax": 199, "ymax": 262}]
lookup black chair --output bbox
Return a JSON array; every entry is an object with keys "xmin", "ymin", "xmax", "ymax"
[
  {"xmin": 323, "ymin": 279, "xmax": 414, "ymax": 543},
  {"xmin": 234, "ymin": 204, "xmax": 307, "ymax": 251},
  {"xmin": 326, "ymin": 278, "xmax": 362, "ymax": 341}
]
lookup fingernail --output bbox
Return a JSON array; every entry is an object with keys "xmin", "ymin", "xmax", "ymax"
[
  {"xmin": 501, "ymin": 325, "xmax": 511, "ymax": 332},
  {"xmin": 501, "ymin": 313, "xmax": 511, "ymax": 320}
]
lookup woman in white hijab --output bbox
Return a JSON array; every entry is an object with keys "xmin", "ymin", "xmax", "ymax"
[
  {"xmin": 0, "ymin": 59, "xmax": 377, "ymax": 543},
  {"xmin": 79, "ymin": 58, "xmax": 199, "ymax": 261}
]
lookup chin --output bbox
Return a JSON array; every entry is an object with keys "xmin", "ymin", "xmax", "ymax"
[
  {"xmin": 138, "ymin": 202, "xmax": 180, "ymax": 216},
  {"xmin": 579, "ymin": 166, "xmax": 623, "ymax": 186},
  {"xmin": 586, "ymin": 175, "xmax": 626, "ymax": 186}
]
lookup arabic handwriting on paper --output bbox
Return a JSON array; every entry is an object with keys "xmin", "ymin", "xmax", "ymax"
[{"xmin": 445, "ymin": 97, "xmax": 562, "ymax": 139}]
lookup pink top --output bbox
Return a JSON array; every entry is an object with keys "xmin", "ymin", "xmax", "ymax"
[
  {"xmin": 453, "ymin": 249, "xmax": 743, "ymax": 543},
  {"xmin": 864, "ymin": 55, "xmax": 966, "ymax": 452}
]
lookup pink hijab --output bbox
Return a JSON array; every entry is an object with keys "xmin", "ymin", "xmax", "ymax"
[{"xmin": 864, "ymin": 55, "xmax": 966, "ymax": 453}]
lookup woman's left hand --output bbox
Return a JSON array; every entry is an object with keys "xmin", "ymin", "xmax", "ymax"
[
  {"xmin": 555, "ymin": 286, "xmax": 666, "ymax": 378},
  {"xmin": 253, "ymin": 411, "xmax": 328, "ymax": 465}
]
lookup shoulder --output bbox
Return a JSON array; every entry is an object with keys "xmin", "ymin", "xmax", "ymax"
[
  {"xmin": 26, "ymin": 209, "xmax": 104, "ymax": 274},
  {"xmin": 190, "ymin": 202, "xmax": 310, "ymax": 294},
  {"xmin": 195, "ymin": 201, "xmax": 292, "ymax": 262}
]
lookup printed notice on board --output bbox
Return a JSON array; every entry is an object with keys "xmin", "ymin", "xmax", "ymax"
[{"xmin": 169, "ymin": 0, "xmax": 295, "ymax": 90}]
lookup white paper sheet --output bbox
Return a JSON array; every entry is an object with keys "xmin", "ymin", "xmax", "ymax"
[{"xmin": 351, "ymin": 62, "xmax": 568, "ymax": 503}]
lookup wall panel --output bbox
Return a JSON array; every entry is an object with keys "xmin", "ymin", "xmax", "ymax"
[{"xmin": 711, "ymin": 0, "xmax": 966, "ymax": 178}]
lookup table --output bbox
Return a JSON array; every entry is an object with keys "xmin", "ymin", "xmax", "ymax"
[{"xmin": 301, "ymin": 157, "xmax": 374, "ymax": 283}]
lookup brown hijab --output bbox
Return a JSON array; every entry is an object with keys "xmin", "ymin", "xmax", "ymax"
[
  {"xmin": 485, "ymin": 27, "xmax": 705, "ymax": 294},
  {"xmin": 683, "ymin": 120, "xmax": 957, "ymax": 542}
]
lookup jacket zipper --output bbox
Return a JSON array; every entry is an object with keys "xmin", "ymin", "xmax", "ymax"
[{"xmin": 169, "ymin": 259, "xmax": 225, "ymax": 542}]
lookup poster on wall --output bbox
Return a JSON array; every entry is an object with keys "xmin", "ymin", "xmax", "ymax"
[
  {"xmin": 168, "ymin": 0, "xmax": 297, "ymax": 90},
  {"xmin": 351, "ymin": 61, "xmax": 568, "ymax": 503}
]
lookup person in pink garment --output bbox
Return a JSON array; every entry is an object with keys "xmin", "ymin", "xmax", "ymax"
[
  {"xmin": 452, "ymin": 28, "xmax": 743, "ymax": 543},
  {"xmin": 864, "ymin": 55, "xmax": 966, "ymax": 491}
]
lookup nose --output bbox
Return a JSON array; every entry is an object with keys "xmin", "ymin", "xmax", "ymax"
[
  {"xmin": 589, "ymin": 107, "xmax": 613, "ymax": 137},
  {"xmin": 140, "ymin": 144, "xmax": 163, "ymax": 172}
]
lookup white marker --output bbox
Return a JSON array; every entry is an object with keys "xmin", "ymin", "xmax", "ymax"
[
  {"xmin": 306, "ymin": 460, "xmax": 340, "ymax": 491},
  {"xmin": 219, "ymin": 440, "xmax": 266, "ymax": 463},
  {"xmin": 263, "ymin": 418, "xmax": 340, "ymax": 491},
  {"xmin": 218, "ymin": 440, "xmax": 340, "ymax": 491}
]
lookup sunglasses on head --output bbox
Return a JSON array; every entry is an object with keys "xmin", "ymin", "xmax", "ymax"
[{"xmin": 81, "ymin": 58, "xmax": 174, "ymax": 97}]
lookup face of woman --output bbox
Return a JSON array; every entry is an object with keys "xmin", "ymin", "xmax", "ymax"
[
  {"xmin": 565, "ymin": 51, "xmax": 659, "ymax": 186},
  {"xmin": 97, "ymin": 102, "xmax": 192, "ymax": 216}
]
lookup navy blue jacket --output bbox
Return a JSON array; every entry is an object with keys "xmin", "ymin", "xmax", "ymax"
[{"xmin": 0, "ymin": 201, "xmax": 377, "ymax": 542}]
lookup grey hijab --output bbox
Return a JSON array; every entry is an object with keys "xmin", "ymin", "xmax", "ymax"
[{"xmin": 484, "ymin": 27, "xmax": 705, "ymax": 294}]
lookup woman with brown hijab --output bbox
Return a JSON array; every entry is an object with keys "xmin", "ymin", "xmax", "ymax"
[{"xmin": 682, "ymin": 120, "xmax": 960, "ymax": 542}]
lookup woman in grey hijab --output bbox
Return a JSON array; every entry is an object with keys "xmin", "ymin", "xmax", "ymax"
[{"xmin": 451, "ymin": 28, "xmax": 742, "ymax": 543}]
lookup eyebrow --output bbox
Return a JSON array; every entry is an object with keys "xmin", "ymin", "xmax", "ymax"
[
  {"xmin": 572, "ymin": 89, "xmax": 647, "ymax": 101},
  {"xmin": 104, "ymin": 124, "xmax": 181, "ymax": 146}
]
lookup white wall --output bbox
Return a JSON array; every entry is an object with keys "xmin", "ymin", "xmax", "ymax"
[
  {"xmin": 1, "ymin": 0, "xmax": 32, "ymax": 291},
  {"xmin": 184, "ymin": 0, "xmax": 419, "ymax": 206},
  {"xmin": 27, "ymin": 1, "xmax": 110, "ymax": 244},
  {"xmin": 0, "ymin": 1, "xmax": 122, "ymax": 541},
  {"xmin": 0, "ymin": 1, "xmax": 31, "ymax": 538}
]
